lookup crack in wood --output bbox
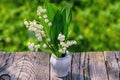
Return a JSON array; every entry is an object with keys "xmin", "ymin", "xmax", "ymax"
[
  {"xmin": 0, "ymin": 54, "xmax": 10, "ymax": 72},
  {"xmin": 105, "ymin": 60, "xmax": 110, "ymax": 80}
]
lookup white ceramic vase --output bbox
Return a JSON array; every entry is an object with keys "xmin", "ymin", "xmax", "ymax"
[{"xmin": 50, "ymin": 51, "xmax": 72, "ymax": 77}]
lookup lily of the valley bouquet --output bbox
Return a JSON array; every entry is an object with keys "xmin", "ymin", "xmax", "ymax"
[{"xmin": 24, "ymin": 2, "xmax": 77, "ymax": 58}]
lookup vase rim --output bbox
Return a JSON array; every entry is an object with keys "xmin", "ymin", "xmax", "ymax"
[{"xmin": 51, "ymin": 51, "xmax": 70, "ymax": 60}]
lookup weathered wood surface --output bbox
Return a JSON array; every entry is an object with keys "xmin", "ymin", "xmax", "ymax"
[{"xmin": 0, "ymin": 52, "xmax": 119, "ymax": 80}]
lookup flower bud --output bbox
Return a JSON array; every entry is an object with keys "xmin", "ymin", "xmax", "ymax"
[{"xmin": 43, "ymin": 44, "xmax": 47, "ymax": 48}]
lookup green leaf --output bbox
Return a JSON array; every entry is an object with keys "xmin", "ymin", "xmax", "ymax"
[
  {"xmin": 50, "ymin": 10, "xmax": 64, "ymax": 50},
  {"xmin": 44, "ymin": 2, "xmax": 57, "ymax": 22},
  {"xmin": 49, "ymin": 3, "xmax": 72, "ymax": 51},
  {"xmin": 61, "ymin": 3, "xmax": 72, "ymax": 38}
]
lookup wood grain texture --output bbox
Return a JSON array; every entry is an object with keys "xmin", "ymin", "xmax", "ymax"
[
  {"xmin": 0, "ymin": 52, "xmax": 119, "ymax": 80},
  {"xmin": 79, "ymin": 52, "xmax": 85, "ymax": 80},
  {"xmin": 66, "ymin": 54, "xmax": 72, "ymax": 80},
  {"xmin": 71, "ymin": 53, "xmax": 80, "ymax": 80},
  {"xmin": 34, "ymin": 52, "xmax": 49, "ymax": 80},
  {"xmin": 17, "ymin": 52, "xmax": 37, "ymax": 80},
  {"xmin": 0, "ymin": 52, "xmax": 15, "ymax": 80},
  {"xmin": 0, "ymin": 52, "xmax": 50, "ymax": 80},
  {"xmin": 84, "ymin": 52, "xmax": 90, "ymax": 80},
  {"xmin": 115, "ymin": 52, "xmax": 120, "ymax": 68},
  {"xmin": 10, "ymin": 52, "xmax": 27, "ymax": 80},
  {"xmin": 89, "ymin": 52, "xmax": 108, "ymax": 80},
  {"xmin": 104, "ymin": 51, "xmax": 119, "ymax": 80}
]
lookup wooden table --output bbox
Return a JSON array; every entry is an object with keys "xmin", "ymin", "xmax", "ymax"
[{"xmin": 0, "ymin": 52, "xmax": 119, "ymax": 80}]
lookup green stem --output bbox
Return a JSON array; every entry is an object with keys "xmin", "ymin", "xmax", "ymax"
[{"xmin": 43, "ymin": 37, "xmax": 55, "ymax": 54}]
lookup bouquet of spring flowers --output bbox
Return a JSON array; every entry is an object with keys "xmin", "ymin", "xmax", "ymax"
[{"xmin": 24, "ymin": 2, "xmax": 77, "ymax": 58}]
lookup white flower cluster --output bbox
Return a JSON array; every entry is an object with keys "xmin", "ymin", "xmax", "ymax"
[
  {"xmin": 60, "ymin": 41, "xmax": 77, "ymax": 48},
  {"xmin": 28, "ymin": 42, "xmax": 40, "ymax": 52},
  {"xmin": 58, "ymin": 33, "xmax": 77, "ymax": 54},
  {"xmin": 24, "ymin": 20, "xmax": 45, "ymax": 41},
  {"xmin": 37, "ymin": 6, "xmax": 52, "ymax": 27},
  {"xmin": 24, "ymin": 6, "xmax": 53, "ymax": 51}
]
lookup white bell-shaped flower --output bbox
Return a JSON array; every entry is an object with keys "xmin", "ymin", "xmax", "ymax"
[{"xmin": 58, "ymin": 34, "xmax": 65, "ymax": 41}]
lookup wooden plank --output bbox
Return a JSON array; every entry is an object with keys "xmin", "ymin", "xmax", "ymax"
[
  {"xmin": 71, "ymin": 53, "xmax": 80, "ymax": 80},
  {"xmin": 0, "ymin": 52, "xmax": 119, "ymax": 80},
  {"xmin": 115, "ymin": 52, "xmax": 120, "ymax": 68},
  {"xmin": 0, "ymin": 52, "xmax": 15, "ymax": 80},
  {"xmin": 79, "ymin": 52, "xmax": 85, "ymax": 80},
  {"xmin": 89, "ymin": 52, "xmax": 108, "ymax": 80},
  {"xmin": 104, "ymin": 51, "xmax": 119, "ymax": 80},
  {"xmin": 4, "ymin": 52, "xmax": 49, "ymax": 80},
  {"xmin": 9, "ymin": 52, "xmax": 27, "ymax": 80},
  {"xmin": 66, "ymin": 54, "xmax": 72, "ymax": 80},
  {"xmin": 0, "ymin": 52, "xmax": 12, "ymax": 72},
  {"xmin": 80, "ymin": 52, "xmax": 90, "ymax": 80},
  {"xmin": 16, "ymin": 52, "xmax": 50, "ymax": 80},
  {"xmin": 34, "ymin": 52, "xmax": 50, "ymax": 80},
  {"xmin": 115, "ymin": 52, "xmax": 120, "ymax": 59},
  {"xmin": 17, "ymin": 52, "xmax": 37, "ymax": 80},
  {"xmin": 84, "ymin": 52, "xmax": 90, "ymax": 80},
  {"xmin": 89, "ymin": 52, "xmax": 96, "ymax": 80},
  {"xmin": 80, "ymin": 52, "xmax": 94, "ymax": 80}
]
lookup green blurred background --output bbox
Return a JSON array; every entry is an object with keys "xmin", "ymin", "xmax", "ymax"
[{"xmin": 0, "ymin": 0, "xmax": 120, "ymax": 52}]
